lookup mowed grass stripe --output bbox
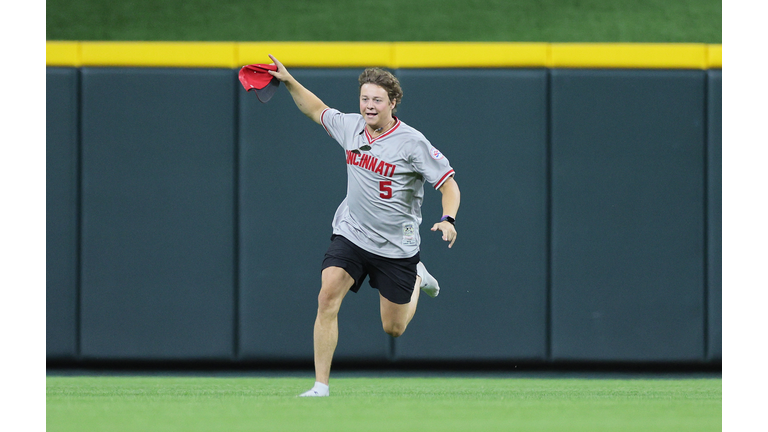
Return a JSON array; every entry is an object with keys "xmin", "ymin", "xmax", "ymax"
[{"xmin": 46, "ymin": 376, "xmax": 721, "ymax": 432}]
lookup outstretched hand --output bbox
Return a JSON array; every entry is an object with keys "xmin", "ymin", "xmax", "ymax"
[
  {"xmin": 431, "ymin": 221, "xmax": 457, "ymax": 248},
  {"xmin": 267, "ymin": 54, "xmax": 292, "ymax": 82}
]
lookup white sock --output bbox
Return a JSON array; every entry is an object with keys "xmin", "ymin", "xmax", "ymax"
[
  {"xmin": 417, "ymin": 262, "xmax": 440, "ymax": 298},
  {"xmin": 299, "ymin": 381, "xmax": 329, "ymax": 397}
]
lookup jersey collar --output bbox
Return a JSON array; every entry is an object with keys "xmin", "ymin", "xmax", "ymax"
[{"xmin": 363, "ymin": 116, "xmax": 401, "ymax": 145}]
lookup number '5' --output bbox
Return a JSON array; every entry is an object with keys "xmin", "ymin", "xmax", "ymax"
[{"xmin": 379, "ymin": 181, "xmax": 393, "ymax": 199}]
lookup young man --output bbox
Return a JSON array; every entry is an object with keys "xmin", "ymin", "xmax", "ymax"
[{"xmin": 266, "ymin": 55, "xmax": 460, "ymax": 397}]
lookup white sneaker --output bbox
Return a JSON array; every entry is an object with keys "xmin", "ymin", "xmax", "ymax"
[
  {"xmin": 417, "ymin": 262, "xmax": 440, "ymax": 298},
  {"xmin": 299, "ymin": 382, "xmax": 329, "ymax": 397}
]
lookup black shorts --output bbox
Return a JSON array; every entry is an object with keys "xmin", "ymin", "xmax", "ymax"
[{"xmin": 322, "ymin": 235, "xmax": 420, "ymax": 305}]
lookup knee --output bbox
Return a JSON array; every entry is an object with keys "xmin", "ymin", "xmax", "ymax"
[
  {"xmin": 317, "ymin": 288, "xmax": 340, "ymax": 313},
  {"xmin": 317, "ymin": 267, "xmax": 353, "ymax": 314},
  {"xmin": 383, "ymin": 322, "xmax": 406, "ymax": 338}
]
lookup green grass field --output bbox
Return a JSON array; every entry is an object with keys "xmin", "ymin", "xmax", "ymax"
[
  {"xmin": 46, "ymin": 375, "xmax": 721, "ymax": 432},
  {"xmin": 46, "ymin": 0, "xmax": 721, "ymax": 43}
]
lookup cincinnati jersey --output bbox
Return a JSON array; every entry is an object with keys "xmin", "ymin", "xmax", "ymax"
[{"xmin": 321, "ymin": 108, "xmax": 455, "ymax": 258}]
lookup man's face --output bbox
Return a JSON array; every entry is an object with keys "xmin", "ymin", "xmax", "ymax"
[{"xmin": 359, "ymin": 83, "xmax": 396, "ymax": 129}]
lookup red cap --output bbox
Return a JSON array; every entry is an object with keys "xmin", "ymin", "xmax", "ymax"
[{"xmin": 238, "ymin": 64, "xmax": 279, "ymax": 103}]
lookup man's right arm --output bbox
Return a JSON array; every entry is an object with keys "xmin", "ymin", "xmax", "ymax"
[{"xmin": 268, "ymin": 54, "xmax": 328, "ymax": 125}]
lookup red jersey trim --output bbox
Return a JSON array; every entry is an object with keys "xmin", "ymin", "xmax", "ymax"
[
  {"xmin": 320, "ymin": 108, "xmax": 333, "ymax": 137},
  {"xmin": 434, "ymin": 169, "xmax": 455, "ymax": 190},
  {"xmin": 363, "ymin": 117, "xmax": 401, "ymax": 145}
]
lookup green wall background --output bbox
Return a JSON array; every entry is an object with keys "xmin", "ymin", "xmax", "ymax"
[{"xmin": 47, "ymin": 0, "xmax": 722, "ymax": 43}]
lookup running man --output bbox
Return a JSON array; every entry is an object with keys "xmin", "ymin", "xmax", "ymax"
[{"xmin": 266, "ymin": 55, "xmax": 461, "ymax": 397}]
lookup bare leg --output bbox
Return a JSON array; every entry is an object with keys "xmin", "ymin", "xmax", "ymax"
[
  {"xmin": 379, "ymin": 276, "xmax": 421, "ymax": 337},
  {"xmin": 313, "ymin": 266, "xmax": 354, "ymax": 385}
]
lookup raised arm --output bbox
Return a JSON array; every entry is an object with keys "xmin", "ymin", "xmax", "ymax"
[{"xmin": 267, "ymin": 54, "xmax": 328, "ymax": 125}]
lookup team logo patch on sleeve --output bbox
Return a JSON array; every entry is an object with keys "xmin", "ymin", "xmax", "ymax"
[{"xmin": 431, "ymin": 148, "xmax": 445, "ymax": 160}]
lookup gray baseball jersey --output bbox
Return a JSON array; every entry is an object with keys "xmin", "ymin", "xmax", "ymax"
[{"xmin": 321, "ymin": 108, "xmax": 455, "ymax": 259}]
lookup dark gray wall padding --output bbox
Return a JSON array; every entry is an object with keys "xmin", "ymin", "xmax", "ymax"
[
  {"xmin": 47, "ymin": 68, "xmax": 80, "ymax": 358},
  {"xmin": 549, "ymin": 69, "xmax": 706, "ymax": 361},
  {"xmin": 706, "ymin": 70, "xmax": 722, "ymax": 361},
  {"xmin": 78, "ymin": 68, "xmax": 237, "ymax": 360}
]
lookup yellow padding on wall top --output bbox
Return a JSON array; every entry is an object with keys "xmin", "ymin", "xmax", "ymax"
[
  {"xmin": 549, "ymin": 43, "xmax": 709, "ymax": 69},
  {"xmin": 239, "ymin": 42, "xmax": 394, "ymax": 67},
  {"xmin": 392, "ymin": 43, "xmax": 549, "ymax": 68},
  {"xmin": 707, "ymin": 44, "xmax": 722, "ymax": 68},
  {"xmin": 47, "ymin": 41, "xmax": 723, "ymax": 69},
  {"xmin": 47, "ymin": 41, "xmax": 82, "ymax": 67},
  {"xmin": 80, "ymin": 42, "xmax": 238, "ymax": 67}
]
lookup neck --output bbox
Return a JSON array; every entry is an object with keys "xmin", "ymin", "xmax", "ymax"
[{"xmin": 370, "ymin": 117, "xmax": 395, "ymax": 135}]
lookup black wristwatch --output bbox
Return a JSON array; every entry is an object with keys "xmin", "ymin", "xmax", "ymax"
[{"xmin": 440, "ymin": 215, "xmax": 455, "ymax": 225}]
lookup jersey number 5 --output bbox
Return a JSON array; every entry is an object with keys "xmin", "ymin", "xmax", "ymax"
[{"xmin": 379, "ymin": 181, "xmax": 393, "ymax": 199}]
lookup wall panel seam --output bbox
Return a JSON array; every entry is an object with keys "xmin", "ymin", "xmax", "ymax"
[
  {"xmin": 544, "ymin": 69, "xmax": 553, "ymax": 362},
  {"xmin": 75, "ymin": 67, "xmax": 83, "ymax": 360},
  {"xmin": 233, "ymin": 70, "xmax": 241, "ymax": 361},
  {"xmin": 702, "ymin": 72, "xmax": 710, "ymax": 361}
]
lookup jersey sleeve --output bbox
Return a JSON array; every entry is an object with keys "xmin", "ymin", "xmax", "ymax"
[
  {"xmin": 320, "ymin": 108, "xmax": 358, "ymax": 148},
  {"xmin": 409, "ymin": 137, "xmax": 455, "ymax": 190}
]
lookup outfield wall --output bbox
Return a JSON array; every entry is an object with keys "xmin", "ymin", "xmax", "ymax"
[{"xmin": 46, "ymin": 45, "xmax": 722, "ymax": 366}]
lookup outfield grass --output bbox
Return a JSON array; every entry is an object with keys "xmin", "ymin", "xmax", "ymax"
[
  {"xmin": 46, "ymin": 0, "xmax": 721, "ymax": 43},
  {"xmin": 46, "ymin": 375, "xmax": 721, "ymax": 432}
]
